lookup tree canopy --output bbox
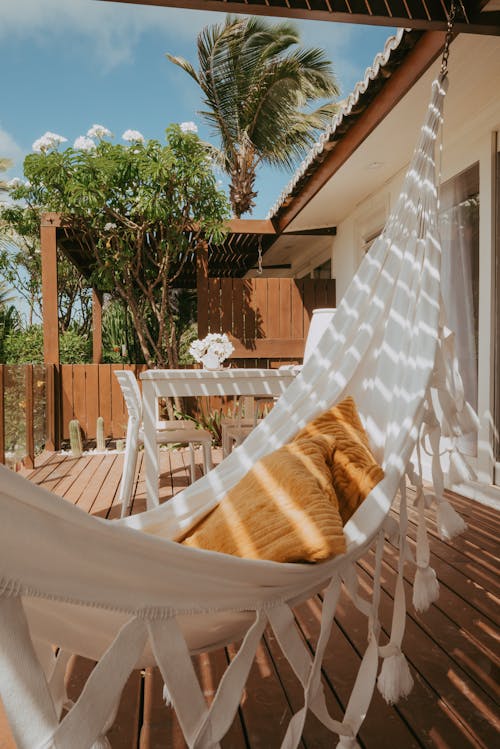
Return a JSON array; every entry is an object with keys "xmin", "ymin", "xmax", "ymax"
[{"xmin": 3, "ymin": 125, "xmax": 230, "ymax": 368}]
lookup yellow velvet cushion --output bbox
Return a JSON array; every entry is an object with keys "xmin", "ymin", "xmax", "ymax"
[
  {"xmin": 181, "ymin": 433, "xmax": 346, "ymax": 562},
  {"xmin": 179, "ymin": 397, "xmax": 384, "ymax": 563},
  {"xmin": 292, "ymin": 396, "xmax": 384, "ymax": 524}
]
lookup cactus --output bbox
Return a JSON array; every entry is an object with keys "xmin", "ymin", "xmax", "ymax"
[
  {"xmin": 96, "ymin": 416, "xmax": 106, "ymax": 451},
  {"xmin": 69, "ymin": 419, "xmax": 83, "ymax": 457}
]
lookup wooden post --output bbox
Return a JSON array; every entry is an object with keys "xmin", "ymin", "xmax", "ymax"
[
  {"xmin": 41, "ymin": 214, "xmax": 61, "ymax": 450},
  {"xmin": 92, "ymin": 288, "xmax": 103, "ymax": 364},
  {"xmin": 41, "ymin": 218, "xmax": 59, "ymax": 365},
  {"xmin": 197, "ymin": 240, "xmax": 209, "ymax": 338},
  {"xmin": 45, "ymin": 363, "xmax": 60, "ymax": 452},
  {"xmin": 24, "ymin": 365, "xmax": 34, "ymax": 469},
  {"xmin": 0, "ymin": 365, "xmax": 5, "ymax": 465}
]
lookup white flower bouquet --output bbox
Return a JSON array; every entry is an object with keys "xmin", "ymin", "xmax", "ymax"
[{"xmin": 189, "ymin": 333, "xmax": 234, "ymax": 370}]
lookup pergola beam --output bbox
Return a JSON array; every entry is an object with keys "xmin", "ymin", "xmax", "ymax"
[
  {"xmin": 101, "ymin": 1, "xmax": 500, "ymax": 36},
  {"xmin": 40, "ymin": 214, "xmax": 61, "ymax": 450}
]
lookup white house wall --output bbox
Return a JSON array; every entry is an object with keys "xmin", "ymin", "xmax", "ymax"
[{"xmin": 282, "ymin": 33, "xmax": 500, "ymax": 503}]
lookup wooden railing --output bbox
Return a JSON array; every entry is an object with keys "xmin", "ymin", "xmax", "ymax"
[
  {"xmin": 1, "ymin": 277, "xmax": 336, "ymax": 460},
  {"xmin": 59, "ymin": 363, "xmax": 147, "ymax": 441},
  {"xmin": 0, "ymin": 357, "xmax": 302, "ymax": 464}
]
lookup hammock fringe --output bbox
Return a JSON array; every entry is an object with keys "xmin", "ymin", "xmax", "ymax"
[
  {"xmin": 377, "ymin": 649, "xmax": 414, "ymax": 704},
  {"xmin": 435, "ymin": 498, "xmax": 467, "ymax": 540},
  {"xmin": 413, "ymin": 564, "xmax": 440, "ymax": 612}
]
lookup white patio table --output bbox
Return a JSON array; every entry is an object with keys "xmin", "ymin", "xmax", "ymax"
[{"xmin": 140, "ymin": 367, "xmax": 296, "ymax": 508}]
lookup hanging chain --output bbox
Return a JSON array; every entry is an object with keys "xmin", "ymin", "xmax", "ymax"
[
  {"xmin": 257, "ymin": 235, "xmax": 263, "ymax": 274},
  {"xmin": 440, "ymin": 0, "xmax": 458, "ymax": 77}
]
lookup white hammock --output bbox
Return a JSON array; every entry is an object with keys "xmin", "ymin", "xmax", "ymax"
[{"xmin": 0, "ymin": 76, "xmax": 478, "ymax": 749}]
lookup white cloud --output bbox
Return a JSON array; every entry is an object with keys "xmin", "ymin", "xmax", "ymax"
[
  {"xmin": 0, "ymin": 0, "xmax": 225, "ymax": 70},
  {"xmin": 0, "ymin": 128, "xmax": 25, "ymax": 171}
]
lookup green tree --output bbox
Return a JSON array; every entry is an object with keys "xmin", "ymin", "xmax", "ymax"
[
  {"xmin": 168, "ymin": 16, "xmax": 339, "ymax": 217},
  {"xmin": 5, "ymin": 126, "xmax": 230, "ymax": 368},
  {"xmin": 0, "ymin": 202, "xmax": 92, "ymax": 330},
  {"xmin": 0, "ymin": 281, "xmax": 20, "ymax": 362}
]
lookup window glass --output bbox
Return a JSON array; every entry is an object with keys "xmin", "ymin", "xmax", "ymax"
[{"xmin": 311, "ymin": 258, "xmax": 331, "ymax": 279}]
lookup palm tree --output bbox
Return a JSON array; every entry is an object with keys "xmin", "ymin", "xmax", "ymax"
[{"xmin": 168, "ymin": 16, "xmax": 339, "ymax": 217}]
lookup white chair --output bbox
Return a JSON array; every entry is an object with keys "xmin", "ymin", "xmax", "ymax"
[
  {"xmin": 221, "ymin": 396, "xmax": 263, "ymax": 457},
  {"xmin": 221, "ymin": 310, "xmax": 336, "ymax": 456},
  {"xmin": 114, "ymin": 370, "xmax": 213, "ymax": 517}
]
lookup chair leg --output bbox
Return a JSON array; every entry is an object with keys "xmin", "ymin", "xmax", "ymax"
[
  {"xmin": 119, "ymin": 424, "xmax": 139, "ymax": 518},
  {"xmin": 202, "ymin": 441, "xmax": 213, "ymax": 473},
  {"xmin": 222, "ymin": 426, "xmax": 231, "ymax": 458},
  {"xmin": 188, "ymin": 442, "xmax": 196, "ymax": 483}
]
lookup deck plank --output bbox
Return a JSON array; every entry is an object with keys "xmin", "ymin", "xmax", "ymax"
[
  {"xmin": 65, "ymin": 655, "xmax": 142, "ymax": 749},
  {"xmin": 7, "ymin": 452, "xmax": 498, "ymax": 749}
]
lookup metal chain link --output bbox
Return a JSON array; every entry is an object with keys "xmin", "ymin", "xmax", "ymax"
[
  {"xmin": 440, "ymin": 0, "xmax": 458, "ymax": 77},
  {"xmin": 257, "ymin": 235, "xmax": 263, "ymax": 274}
]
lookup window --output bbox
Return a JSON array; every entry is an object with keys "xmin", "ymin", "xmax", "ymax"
[
  {"xmin": 361, "ymin": 228, "xmax": 383, "ymax": 257},
  {"xmin": 310, "ymin": 258, "xmax": 331, "ymax": 279},
  {"xmin": 439, "ymin": 164, "xmax": 480, "ymax": 454}
]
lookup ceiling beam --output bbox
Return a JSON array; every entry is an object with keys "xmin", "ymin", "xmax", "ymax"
[
  {"xmin": 228, "ymin": 218, "xmax": 276, "ymax": 234},
  {"xmin": 102, "ymin": 1, "xmax": 500, "ymax": 35}
]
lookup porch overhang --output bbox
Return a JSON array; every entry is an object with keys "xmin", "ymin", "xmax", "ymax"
[{"xmin": 101, "ymin": 0, "xmax": 500, "ymax": 36}]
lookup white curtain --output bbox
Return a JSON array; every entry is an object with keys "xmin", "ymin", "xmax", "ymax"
[{"xmin": 439, "ymin": 171, "xmax": 479, "ymax": 456}]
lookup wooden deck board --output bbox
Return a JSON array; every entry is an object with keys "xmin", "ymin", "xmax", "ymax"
[{"xmin": 2, "ymin": 451, "xmax": 498, "ymax": 749}]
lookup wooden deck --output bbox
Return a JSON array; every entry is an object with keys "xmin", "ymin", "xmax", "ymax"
[{"xmin": 1, "ymin": 448, "xmax": 499, "ymax": 749}]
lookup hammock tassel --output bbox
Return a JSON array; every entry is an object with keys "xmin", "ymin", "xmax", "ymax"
[
  {"xmin": 412, "ymin": 486, "xmax": 439, "ymax": 613},
  {"xmin": 377, "ymin": 648, "xmax": 414, "ymax": 705},
  {"xmin": 435, "ymin": 497, "xmax": 467, "ymax": 540},
  {"xmin": 413, "ymin": 564, "xmax": 440, "ymax": 613}
]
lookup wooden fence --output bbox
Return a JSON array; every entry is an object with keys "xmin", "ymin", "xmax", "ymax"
[
  {"xmin": 201, "ymin": 277, "xmax": 336, "ymax": 362},
  {"xmin": 60, "ymin": 364, "xmax": 148, "ymax": 441},
  {"xmin": 0, "ymin": 278, "xmax": 336, "ymax": 458}
]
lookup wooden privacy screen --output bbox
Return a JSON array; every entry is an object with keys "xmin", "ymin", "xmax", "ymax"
[
  {"xmin": 202, "ymin": 277, "xmax": 336, "ymax": 359},
  {"xmin": 57, "ymin": 279, "xmax": 335, "ymax": 442},
  {"xmin": 60, "ymin": 364, "xmax": 147, "ymax": 441}
]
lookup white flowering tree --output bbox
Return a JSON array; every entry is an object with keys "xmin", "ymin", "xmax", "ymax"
[{"xmin": 5, "ymin": 124, "xmax": 230, "ymax": 369}]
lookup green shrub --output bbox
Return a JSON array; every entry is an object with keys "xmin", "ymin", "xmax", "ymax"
[
  {"xmin": 60, "ymin": 328, "xmax": 91, "ymax": 363},
  {"xmin": 4, "ymin": 324, "xmax": 91, "ymax": 364},
  {"xmin": 4, "ymin": 325, "xmax": 44, "ymax": 363}
]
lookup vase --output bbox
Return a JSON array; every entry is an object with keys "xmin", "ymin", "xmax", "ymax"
[{"xmin": 201, "ymin": 352, "xmax": 223, "ymax": 370}]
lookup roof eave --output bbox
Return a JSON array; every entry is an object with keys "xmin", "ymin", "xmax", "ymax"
[{"xmin": 269, "ymin": 29, "xmax": 448, "ymax": 231}]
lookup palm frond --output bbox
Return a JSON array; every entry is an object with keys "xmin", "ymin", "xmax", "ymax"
[
  {"xmin": 167, "ymin": 13, "xmax": 340, "ymax": 215},
  {"xmin": 165, "ymin": 55, "xmax": 200, "ymax": 85}
]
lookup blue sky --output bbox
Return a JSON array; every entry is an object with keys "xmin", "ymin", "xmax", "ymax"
[{"xmin": 1, "ymin": 0, "xmax": 395, "ymax": 218}]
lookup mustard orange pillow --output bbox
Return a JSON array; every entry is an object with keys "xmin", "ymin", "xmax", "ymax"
[
  {"xmin": 292, "ymin": 397, "xmax": 384, "ymax": 524},
  {"xmin": 181, "ymin": 434, "xmax": 346, "ymax": 563},
  {"xmin": 179, "ymin": 397, "xmax": 383, "ymax": 563}
]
